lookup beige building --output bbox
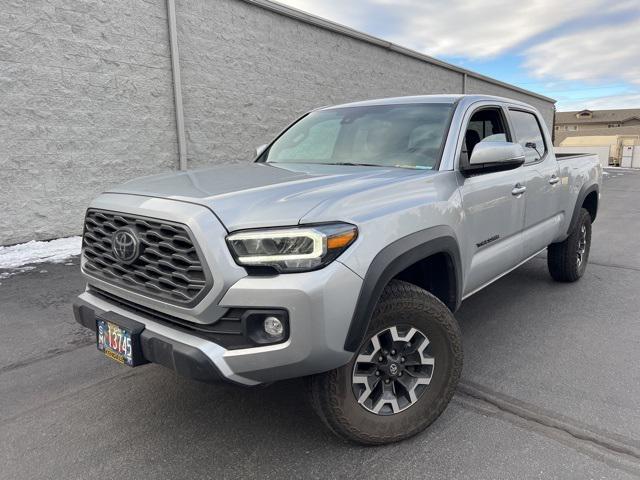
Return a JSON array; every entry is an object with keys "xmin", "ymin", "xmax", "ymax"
[
  {"xmin": 554, "ymin": 108, "xmax": 640, "ymax": 166},
  {"xmin": 555, "ymin": 108, "xmax": 640, "ymax": 143}
]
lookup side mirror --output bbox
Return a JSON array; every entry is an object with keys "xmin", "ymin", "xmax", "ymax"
[
  {"xmin": 462, "ymin": 141, "xmax": 525, "ymax": 175},
  {"xmin": 255, "ymin": 144, "xmax": 268, "ymax": 158}
]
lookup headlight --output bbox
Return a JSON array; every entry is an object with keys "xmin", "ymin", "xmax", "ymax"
[{"xmin": 226, "ymin": 223, "xmax": 358, "ymax": 273}]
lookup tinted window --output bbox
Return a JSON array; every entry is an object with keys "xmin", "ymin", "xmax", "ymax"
[
  {"xmin": 461, "ymin": 108, "xmax": 507, "ymax": 163},
  {"xmin": 510, "ymin": 110, "xmax": 546, "ymax": 164},
  {"xmin": 265, "ymin": 103, "xmax": 454, "ymax": 170}
]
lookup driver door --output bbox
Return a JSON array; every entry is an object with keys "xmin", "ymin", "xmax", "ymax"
[{"xmin": 457, "ymin": 105, "xmax": 526, "ymax": 296}]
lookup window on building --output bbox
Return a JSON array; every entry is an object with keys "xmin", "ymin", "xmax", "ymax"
[
  {"xmin": 567, "ymin": 125, "xmax": 578, "ymax": 131},
  {"xmin": 509, "ymin": 110, "xmax": 546, "ymax": 164},
  {"xmin": 608, "ymin": 123, "xmax": 621, "ymax": 128}
]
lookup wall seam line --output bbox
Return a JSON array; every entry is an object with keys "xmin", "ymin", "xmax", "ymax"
[{"xmin": 167, "ymin": 0, "xmax": 188, "ymax": 171}]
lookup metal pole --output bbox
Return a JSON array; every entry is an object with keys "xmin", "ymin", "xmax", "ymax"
[{"xmin": 167, "ymin": 0, "xmax": 187, "ymax": 171}]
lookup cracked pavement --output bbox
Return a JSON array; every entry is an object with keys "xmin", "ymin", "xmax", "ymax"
[{"xmin": 1, "ymin": 169, "xmax": 639, "ymax": 479}]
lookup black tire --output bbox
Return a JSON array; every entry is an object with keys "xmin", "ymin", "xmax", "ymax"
[
  {"xmin": 547, "ymin": 208, "xmax": 592, "ymax": 282},
  {"xmin": 308, "ymin": 280, "xmax": 463, "ymax": 445}
]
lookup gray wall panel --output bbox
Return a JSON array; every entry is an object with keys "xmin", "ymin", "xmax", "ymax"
[{"xmin": 0, "ymin": 0, "xmax": 177, "ymax": 245}]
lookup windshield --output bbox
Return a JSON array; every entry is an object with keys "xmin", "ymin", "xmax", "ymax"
[{"xmin": 262, "ymin": 103, "xmax": 454, "ymax": 170}]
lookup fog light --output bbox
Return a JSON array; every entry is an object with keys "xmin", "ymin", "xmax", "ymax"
[{"xmin": 263, "ymin": 316, "xmax": 284, "ymax": 337}]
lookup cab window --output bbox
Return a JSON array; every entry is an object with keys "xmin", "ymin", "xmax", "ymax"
[
  {"xmin": 461, "ymin": 108, "xmax": 507, "ymax": 164},
  {"xmin": 509, "ymin": 110, "xmax": 546, "ymax": 164}
]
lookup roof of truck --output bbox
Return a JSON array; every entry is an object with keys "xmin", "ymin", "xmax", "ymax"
[{"xmin": 320, "ymin": 94, "xmax": 535, "ymax": 110}]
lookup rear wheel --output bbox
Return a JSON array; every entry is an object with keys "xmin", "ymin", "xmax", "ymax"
[
  {"xmin": 308, "ymin": 280, "xmax": 462, "ymax": 445},
  {"xmin": 547, "ymin": 208, "xmax": 592, "ymax": 282}
]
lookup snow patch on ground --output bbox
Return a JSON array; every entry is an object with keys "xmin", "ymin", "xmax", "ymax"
[{"xmin": 0, "ymin": 237, "xmax": 82, "ymax": 271}]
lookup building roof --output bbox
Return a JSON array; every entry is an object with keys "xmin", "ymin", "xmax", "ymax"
[{"xmin": 556, "ymin": 108, "xmax": 640, "ymax": 124}]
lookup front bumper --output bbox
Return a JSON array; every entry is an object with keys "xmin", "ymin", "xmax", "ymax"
[
  {"xmin": 74, "ymin": 304, "xmax": 228, "ymax": 384},
  {"xmin": 74, "ymin": 259, "xmax": 362, "ymax": 385}
]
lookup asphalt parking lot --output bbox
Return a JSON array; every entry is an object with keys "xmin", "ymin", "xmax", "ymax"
[{"xmin": 1, "ymin": 169, "xmax": 639, "ymax": 479}]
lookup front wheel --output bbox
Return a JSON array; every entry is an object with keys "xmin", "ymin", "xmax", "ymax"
[
  {"xmin": 308, "ymin": 280, "xmax": 463, "ymax": 445},
  {"xmin": 547, "ymin": 208, "xmax": 592, "ymax": 282}
]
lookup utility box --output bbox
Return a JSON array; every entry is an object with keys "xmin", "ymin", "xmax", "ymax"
[
  {"xmin": 632, "ymin": 146, "xmax": 640, "ymax": 169},
  {"xmin": 621, "ymin": 145, "xmax": 633, "ymax": 168}
]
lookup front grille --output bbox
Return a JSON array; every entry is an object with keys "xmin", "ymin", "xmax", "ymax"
[{"xmin": 82, "ymin": 209, "xmax": 211, "ymax": 307}]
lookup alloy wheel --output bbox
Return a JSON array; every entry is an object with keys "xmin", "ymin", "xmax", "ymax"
[
  {"xmin": 352, "ymin": 326, "xmax": 435, "ymax": 415},
  {"xmin": 576, "ymin": 224, "xmax": 587, "ymax": 267}
]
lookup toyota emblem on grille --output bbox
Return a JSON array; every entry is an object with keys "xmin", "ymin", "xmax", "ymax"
[{"xmin": 112, "ymin": 229, "xmax": 140, "ymax": 263}]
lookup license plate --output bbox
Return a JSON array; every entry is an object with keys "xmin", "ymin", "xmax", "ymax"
[{"xmin": 97, "ymin": 319, "xmax": 134, "ymax": 366}]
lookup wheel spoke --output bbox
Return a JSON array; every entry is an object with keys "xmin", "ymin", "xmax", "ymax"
[
  {"xmin": 395, "ymin": 376, "xmax": 415, "ymax": 403},
  {"xmin": 403, "ymin": 367, "xmax": 432, "ymax": 381},
  {"xmin": 420, "ymin": 355, "xmax": 435, "ymax": 366},
  {"xmin": 353, "ymin": 374, "xmax": 380, "ymax": 404},
  {"xmin": 355, "ymin": 333, "xmax": 382, "ymax": 364}
]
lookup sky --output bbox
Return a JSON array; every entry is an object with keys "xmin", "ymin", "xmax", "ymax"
[{"xmin": 275, "ymin": 0, "xmax": 640, "ymax": 111}]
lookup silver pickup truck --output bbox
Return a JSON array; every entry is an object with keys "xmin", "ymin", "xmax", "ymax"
[{"xmin": 74, "ymin": 94, "xmax": 601, "ymax": 444}]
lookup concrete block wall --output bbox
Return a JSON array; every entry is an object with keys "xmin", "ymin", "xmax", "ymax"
[
  {"xmin": 0, "ymin": 0, "xmax": 555, "ymax": 245},
  {"xmin": 0, "ymin": 0, "xmax": 178, "ymax": 245},
  {"xmin": 176, "ymin": 0, "xmax": 465, "ymax": 168}
]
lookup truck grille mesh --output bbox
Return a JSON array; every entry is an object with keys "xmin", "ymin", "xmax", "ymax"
[{"xmin": 82, "ymin": 209, "xmax": 210, "ymax": 306}]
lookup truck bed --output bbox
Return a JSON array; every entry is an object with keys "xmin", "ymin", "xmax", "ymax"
[{"xmin": 555, "ymin": 153, "xmax": 595, "ymax": 161}]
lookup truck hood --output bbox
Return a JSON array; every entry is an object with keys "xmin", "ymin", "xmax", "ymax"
[{"xmin": 107, "ymin": 162, "xmax": 430, "ymax": 231}]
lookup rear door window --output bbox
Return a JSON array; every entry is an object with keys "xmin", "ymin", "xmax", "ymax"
[{"xmin": 509, "ymin": 110, "xmax": 546, "ymax": 164}]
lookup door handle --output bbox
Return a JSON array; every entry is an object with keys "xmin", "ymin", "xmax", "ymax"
[
  {"xmin": 549, "ymin": 175, "xmax": 560, "ymax": 185},
  {"xmin": 512, "ymin": 183, "xmax": 527, "ymax": 196}
]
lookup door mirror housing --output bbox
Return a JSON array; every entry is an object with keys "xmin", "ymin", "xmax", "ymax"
[
  {"xmin": 462, "ymin": 141, "xmax": 525, "ymax": 175},
  {"xmin": 255, "ymin": 144, "xmax": 268, "ymax": 158}
]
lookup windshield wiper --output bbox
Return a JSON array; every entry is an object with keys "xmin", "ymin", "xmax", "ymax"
[
  {"xmin": 332, "ymin": 162, "xmax": 432, "ymax": 170},
  {"xmin": 328, "ymin": 162, "xmax": 386, "ymax": 167},
  {"xmin": 394, "ymin": 164, "xmax": 432, "ymax": 170}
]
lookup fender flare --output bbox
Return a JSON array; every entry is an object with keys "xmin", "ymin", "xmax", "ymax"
[
  {"xmin": 343, "ymin": 226, "xmax": 462, "ymax": 352},
  {"xmin": 567, "ymin": 183, "xmax": 599, "ymax": 235}
]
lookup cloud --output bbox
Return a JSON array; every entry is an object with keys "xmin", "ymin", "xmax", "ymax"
[
  {"xmin": 277, "ymin": 0, "xmax": 618, "ymax": 59},
  {"xmin": 379, "ymin": 0, "xmax": 616, "ymax": 59},
  {"xmin": 524, "ymin": 19, "xmax": 640, "ymax": 86}
]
